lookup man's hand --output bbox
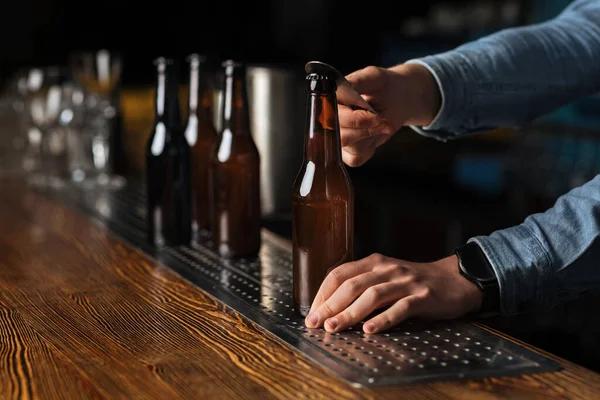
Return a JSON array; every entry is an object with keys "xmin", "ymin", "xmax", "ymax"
[
  {"xmin": 340, "ymin": 63, "xmax": 441, "ymax": 167},
  {"xmin": 304, "ymin": 253, "xmax": 482, "ymax": 334}
]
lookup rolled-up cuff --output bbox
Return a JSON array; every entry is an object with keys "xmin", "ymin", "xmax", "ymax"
[
  {"xmin": 404, "ymin": 53, "xmax": 474, "ymax": 139},
  {"xmin": 468, "ymin": 225, "xmax": 553, "ymax": 316},
  {"xmin": 404, "ymin": 59, "xmax": 446, "ymax": 130}
]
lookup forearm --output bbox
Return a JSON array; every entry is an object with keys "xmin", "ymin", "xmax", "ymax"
[
  {"xmin": 407, "ymin": 0, "xmax": 600, "ymax": 141},
  {"xmin": 470, "ymin": 175, "xmax": 600, "ymax": 315}
]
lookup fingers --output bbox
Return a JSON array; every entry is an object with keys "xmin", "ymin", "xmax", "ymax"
[
  {"xmin": 306, "ymin": 271, "xmax": 388, "ymax": 329},
  {"xmin": 342, "ymin": 136, "xmax": 376, "ymax": 156},
  {"xmin": 323, "ymin": 282, "xmax": 404, "ymax": 332},
  {"xmin": 340, "ymin": 126, "xmax": 375, "ymax": 148},
  {"xmin": 363, "ymin": 295, "xmax": 422, "ymax": 334},
  {"xmin": 338, "ymin": 105, "xmax": 380, "ymax": 130},
  {"xmin": 341, "ymin": 130, "xmax": 394, "ymax": 167},
  {"xmin": 340, "ymin": 122, "xmax": 395, "ymax": 148},
  {"xmin": 345, "ymin": 65, "xmax": 387, "ymax": 94},
  {"xmin": 342, "ymin": 144, "xmax": 376, "ymax": 168},
  {"xmin": 306, "ymin": 257, "xmax": 375, "ymax": 321}
]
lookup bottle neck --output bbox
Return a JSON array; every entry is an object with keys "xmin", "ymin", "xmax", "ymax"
[
  {"xmin": 304, "ymin": 91, "xmax": 343, "ymax": 165},
  {"xmin": 221, "ymin": 72, "xmax": 250, "ymax": 134},
  {"xmin": 187, "ymin": 64, "xmax": 200, "ymax": 115},
  {"xmin": 155, "ymin": 66, "xmax": 181, "ymax": 131},
  {"xmin": 199, "ymin": 88, "xmax": 215, "ymax": 123}
]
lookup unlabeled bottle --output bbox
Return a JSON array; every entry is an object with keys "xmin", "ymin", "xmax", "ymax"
[
  {"xmin": 184, "ymin": 54, "xmax": 218, "ymax": 238},
  {"xmin": 146, "ymin": 57, "xmax": 192, "ymax": 246},
  {"xmin": 210, "ymin": 59, "xmax": 261, "ymax": 257},
  {"xmin": 292, "ymin": 72, "xmax": 355, "ymax": 317}
]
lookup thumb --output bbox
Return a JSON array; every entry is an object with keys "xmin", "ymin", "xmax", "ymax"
[
  {"xmin": 338, "ymin": 105, "xmax": 381, "ymax": 129},
  {"xmin": 345, "ymin": 66, "xmax": 386, "ymax": 95}
]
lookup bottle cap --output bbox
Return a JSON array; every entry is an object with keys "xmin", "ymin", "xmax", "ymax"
[
  {"xmin": 305, "ymin": 72, "xmax": 336, "ymax": 91},
  {"xmin": 186, "ymin": 53, "xmax": 207, "ymax": 67},
  {"xmin": 153, "ymin": 57, "xmax": 174, "ymax": 73},
  {"xmin": 153, "ymin": 57, "xmax": 173, "ymax": 65},
  {"xmin": 221, "ymin": 59, "xmax": 242, "ymax": 68},
  {"xmin": 306, "ymin": 72, "xmax": 333, "ymax": 80},
  {"xmin": 222, "ymin": 59, "xmax": 245, "ymax": 76}
]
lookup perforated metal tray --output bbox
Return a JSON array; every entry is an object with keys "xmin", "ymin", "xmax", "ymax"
[{"xmin": 40, "ymin": 180, "xmax": 561, "ymax": 387}]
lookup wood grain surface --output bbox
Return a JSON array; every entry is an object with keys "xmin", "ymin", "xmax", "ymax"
[{"xmin": 1, "ymin": 178, "xmax": 600, "ymax": 400}]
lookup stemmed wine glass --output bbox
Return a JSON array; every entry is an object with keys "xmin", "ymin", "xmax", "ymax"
[
  {"xmin": 69, "ymin": 49, "xmax": 125, "ymax": 189},
  {"xmin": 0, "ymin": 68, "xmax": 29, "ymax": 176},
  {"xmin": 22, "ymin": 66, "xmax": 71, "ymax": 188}
]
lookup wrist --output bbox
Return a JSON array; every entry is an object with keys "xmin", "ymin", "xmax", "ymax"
[
  {"xmin": 388, "ymin": 62, "xmax": 441, "ymax": 126},
  {"xmin": 436, "ymin": 255, "xmax": 483, "ymax": 314},
  {"xmin": 455, "ymin": 242, "xmax": 501, "ymax": 317},
  {"xmin": 446, "ymin": 254, "xmax": 483, "ymax": 314}
]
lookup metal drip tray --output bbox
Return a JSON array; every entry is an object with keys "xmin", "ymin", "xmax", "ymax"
[{"xmin": 40, "ymin": 181, "xmax": 561, "ymax": 387}]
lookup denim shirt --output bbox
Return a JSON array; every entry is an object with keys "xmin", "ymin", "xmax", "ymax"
[{"xmin": 406, "ymin": 0, "xmax": 600, "ymax": 316}]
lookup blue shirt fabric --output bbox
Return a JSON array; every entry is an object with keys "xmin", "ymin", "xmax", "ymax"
[{"xmin": 406, "ymin": 0, "xmax": 600, "ymax": 315}]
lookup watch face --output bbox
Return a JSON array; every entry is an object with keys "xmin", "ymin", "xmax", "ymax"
[
  {"xmin": 458, "ymin": 243, "xmax": 496, "ymax": 283},
  {"xmin": 457, "ymin": 243, "xmax": 501, "ymax": 315}
]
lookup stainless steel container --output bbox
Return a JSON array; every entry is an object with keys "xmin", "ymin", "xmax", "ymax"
[{"xmin": 213, "ymin": 64, "xmax": 306, "ymax": 220}]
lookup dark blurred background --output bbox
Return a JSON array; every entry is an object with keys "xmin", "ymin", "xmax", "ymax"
[
  {"xmin": 0, "ymin": 0, "xmax": 570, "ymax": 85},
  {"xmin": 2, "ymin": 0, "xmax": 600, "ymax": 372}
]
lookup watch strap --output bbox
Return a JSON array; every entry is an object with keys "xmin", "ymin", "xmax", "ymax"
[{"xmin": 455, "ymin": 242, "xmax": 501, "ymax": 317}]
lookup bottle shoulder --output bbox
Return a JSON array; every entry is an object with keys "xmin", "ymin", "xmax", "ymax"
[
  {"xmin": 212, "ymin": 131, "xmax": 260, "ymax": 165},
  {"xmin": 292, "ymin": 162, "xmax": 354, "ymax": 201},
  {"xmin": 185, "ymin": 117, "xmax": 218, "ymax": 147},
  {"xmin": 146, "ymin": 123, "xmax": 190, "ymax": 155}
]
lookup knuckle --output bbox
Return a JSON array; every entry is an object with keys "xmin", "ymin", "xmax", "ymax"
[
  {"xmin": 373, "ymin": 263, "xmax": 389, "ymax": 274},
  {"xmin": 330, "ymin": 268, "xmax": 345, "ymax": 285},
  {"xmin": 320, "ymin": 301, "xmax": 335, "ymax": 316},
  {"xmin": 381, "ymin": 313, "xmax": 393, "ymax": 327},
  {"xmin": 343, "ymin": 308, "xmax": 358, "ymax": 324},
  {"xmin": 343, "ymin": 277, "xmax": 361, "ymax": 294},
  {"xmin": 381, "ymin": 264, "xmax": 398, "ymax": 275},
  {"xmin": 363, "ymin": 65, "xmax": 382, "ymax": 78},
  {"xmin": 369, "ymin": 252, "xmax": 386, "ymax": 264},
  {"xmin": 420, "ymin": 287, "xmax": 432, "ymax": 300},
  {"xmin": 365, "ymin": 286, "xmax": 382, "ymax": 303}
]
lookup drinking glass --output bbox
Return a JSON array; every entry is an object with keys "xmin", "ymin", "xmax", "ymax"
[
  {"xmin": 0, "ymin": 69, "xmax": 29, "ymax": 176},
  {"xmin": 69, "ymin": 49, "xmax": 125, "ymax": 189},
  {"xmin": 22, "ymin": 66, "xmax": 70, "ymax": 188},
  {"xmin": 2, "ymin": 67, "xmax": 46, "ymax": 179}
]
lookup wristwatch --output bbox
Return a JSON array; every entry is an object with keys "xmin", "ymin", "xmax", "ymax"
[{"xmin": 454, "ymin": 241, "xmax": 501, "ymax": 316}]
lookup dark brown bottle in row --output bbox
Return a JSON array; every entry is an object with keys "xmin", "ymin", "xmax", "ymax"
[
  {"xmin": 210, "ymin": 60, "xmax": 261, "ymax": 258},
  {"xmin": 292, "ymin": 72, "xmax": 355, "ymax": 316},
  {"xmin": 184, "ymin": 54, "xmax": 218, "ymax": 237},
  {"xmin": 146, "ymin": 57, "xmax": 192, "ymax": 246}
]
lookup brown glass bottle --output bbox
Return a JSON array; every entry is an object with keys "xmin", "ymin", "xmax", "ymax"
[
  {"xmin": 145, "ymin": 57, "xmax": 192, "ymax": 246},
  {"xmin": 292, "ymin": 72, "xmax": 355, "ymax": 316},
  {"xmin": 210, "ymin": 60, "xmax": 261, "ymax": 258},
  {"xmin": 184, "ymin": 54, "xmax": 218, "ymax": 237}
]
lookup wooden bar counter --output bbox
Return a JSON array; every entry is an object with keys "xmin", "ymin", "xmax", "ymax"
[{"xmin": 1, "ymin": 178, "xmax": 600, "ymax": 400}]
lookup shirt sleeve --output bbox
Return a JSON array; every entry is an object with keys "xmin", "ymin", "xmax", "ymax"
[
  {"xmin": 469, "ymin": 175, "xmax": 600, "ymax": 315},
  {"xmin": 404, "ymin": 0, "xmax": 600, "ymax": 142}
]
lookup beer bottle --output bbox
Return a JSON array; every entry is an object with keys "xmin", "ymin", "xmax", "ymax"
[
  {"xmin": 145, "ymin": 57, "xmax": 192, "ymax": 246},
  {"xmin": 184, "ymin": 54, "xmax": 218, "ymax": 237},
  {"xmin": 292, "ymin": 72, "xmax": 355, "ymax": 316},
  {"xmin": 210, "ymin": 60, "xmax": 261, "ymax": 257}
]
